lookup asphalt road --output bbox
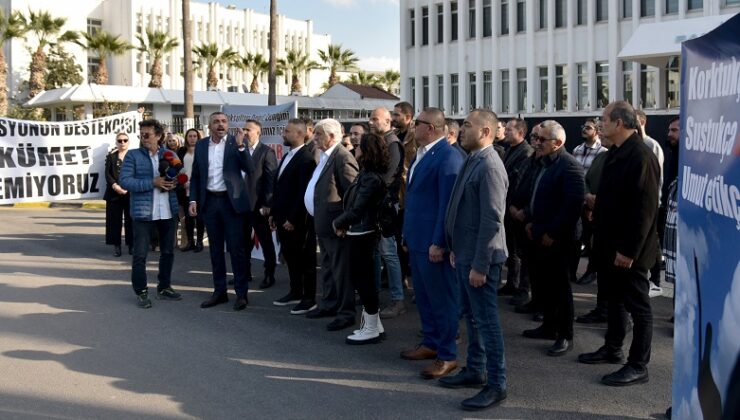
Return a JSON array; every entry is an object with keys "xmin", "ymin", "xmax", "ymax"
[{"xmin": 0, "ymin": 206, "xmax": 674, "ymax": 419}]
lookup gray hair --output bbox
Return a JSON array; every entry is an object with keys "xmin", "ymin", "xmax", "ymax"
[
  {"xmin": 539, "ymin": 120, "xmax": 566, "ymax": 143},
  {"xmin": 315, "ymin": 118, "xmax": 343, "ymax": 140}
]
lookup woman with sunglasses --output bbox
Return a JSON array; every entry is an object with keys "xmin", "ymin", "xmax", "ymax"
[{"xmin": 104, "ymin": 132, "xmax": 133, "ymax": 257}]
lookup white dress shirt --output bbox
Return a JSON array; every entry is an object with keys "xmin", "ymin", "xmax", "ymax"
[
  {"xmin": 207, "ymin": 136, "xmax": 227, "ymax": 192},
  {"xmin": 149, "ymin": 150, "xmax": 172, "ymax": 220},
  {"xmin": 279, "ymin": 143, "xmax": 305, "ymax": 178},
  {"xmin": 304, "ymin": 142, "xmax": 339, "ymax": 217},
  {"xmin": 408, "ymin": 136, "xmax": 445, "ymax": 183}
]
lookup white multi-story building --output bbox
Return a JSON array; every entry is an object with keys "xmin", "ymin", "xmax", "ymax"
[
  {"xmin": 400, "ymin": 0, "xmax": 740, "ymax": 117},
  {"xmin": 3, "ymin": 0, "xmax": 331, "ymax": 97}
]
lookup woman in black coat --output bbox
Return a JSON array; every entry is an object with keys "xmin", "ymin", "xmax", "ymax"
[
  {"xmin": 104, "ymin": 132, "xmax": 132, "ymax": 256},
  {"xmin": 333, "ymin": 132, "xmax": 389, "ymax": 345}
]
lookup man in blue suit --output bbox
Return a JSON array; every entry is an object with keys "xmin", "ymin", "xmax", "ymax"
[
  {"xmin": 400, "ymin": 107, "xmax": 463, "ymax": 379},
  {"xmin": 189, "ymin": 112, "xmax": 255, "ymax": 311}
]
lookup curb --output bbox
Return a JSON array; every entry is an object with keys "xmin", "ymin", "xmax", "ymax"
[{"xmin": 9, "ymin": 201, "xmax": 106, "ymax": 210}]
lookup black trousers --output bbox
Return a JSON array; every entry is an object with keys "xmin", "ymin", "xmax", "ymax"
[
  {"xmin": 602, "ymin": 266, "xmax": 653, "ymax": 369},
  {"xmin": 245, "ymin": 210, "xmax": 277, "ymax": 278},
  {"xmin": 318, "ymin": 235, "xmax": 355, "ymax": 322},
  {"xmin": 347, "ymin": 233, "xmax": 380, "ymax": 314},
  {"xmin": 531, "ymin": 241, "xmax": 574, "ymax": 339},
  {"xmin": 105, "ymin": 196, "xmax": 132, "ymax": 246},
  {"xmin": 277, "ymin": 220, "xmax": 317, "ymax": 302},
  {"xmin": 505, "ymin": 216, "xmax": 530, "ymax": 292},
  {"xmin": 184, "ymin": 197, "xmax": 204, "ymax": 245}
]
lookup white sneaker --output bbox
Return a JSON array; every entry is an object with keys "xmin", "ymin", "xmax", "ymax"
[
  {"xmin": 346, "ymin": 309, "xmax": 382, "ymax": 345},
  {"xmin": 352, "ymin": 313, "xmax": 386, "ymax": 338},
  {"xmin": 649, "ymin": 285, "xmax": 663, "ymax": 298}
]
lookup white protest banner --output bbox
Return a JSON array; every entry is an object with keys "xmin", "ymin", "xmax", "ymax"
[
  {"xmin": 222, "ymin": 102, "xmax": 297, "ymax": 161},
  {"xmin": 0, "ymin": 112, "xmax": 141, "ymax": 205}
]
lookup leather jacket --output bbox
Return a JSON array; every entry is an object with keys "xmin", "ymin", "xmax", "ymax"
[{"xmin": 333, "ymin": 170, "xmax": 386, "ymax": 234}]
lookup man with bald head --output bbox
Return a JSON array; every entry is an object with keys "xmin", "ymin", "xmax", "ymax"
[
  {"xmin": 368, "ymin": 107, "xmax": 406, "ymax": 318},
  {"xmin": 400, "ymin": 107, "xmax": 463, "ymax": 380}
]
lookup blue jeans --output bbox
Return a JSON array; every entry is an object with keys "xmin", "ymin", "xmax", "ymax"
[
  {"xmin": 374, "ymin": 236, "xmax": 404, "ymax": 301},
  {"xmin": 131, "ymin": 218, "xmax": 176, "ymax": 295},
  {"xmin": 458, "ymin": 262, "xmax": 507, "ymax": 391}
]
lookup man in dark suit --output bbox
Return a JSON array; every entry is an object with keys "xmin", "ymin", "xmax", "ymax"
[
  {"xmin": 241, "ymin": 119, "xmax": 278, "ymax": 289},
  {"xmin": 400, "ymin": 107, "xmax": 463, "ymax": 379},
  {"xmin": 268, "ymin": 119, "xmax": 318, "ymax": 315},
  {"xmin": 188, "ymin": 112, "xmax": 255, "ymax": 311},
  {"xmin": 442, "ymin": 109, "xmax": 509, "ymax": 411},
  {"xmin": 303, "ymin": 118, "xmax": 359, "ymax": 331},
  {"xmin": 579, "ymin": 101, "xmax": 660, "ymax": 387},
  {"xmin": 521, "ymin": 120, "xmax": 585, "ymax": 357}
]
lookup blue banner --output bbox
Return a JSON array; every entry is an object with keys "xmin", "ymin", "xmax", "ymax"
[{"xmin": 674, "ymin": 13, "xmax": 740, "ymax": 420}]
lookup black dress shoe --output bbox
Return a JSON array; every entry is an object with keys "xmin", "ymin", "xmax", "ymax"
[
  {"xmin": 306, "ymin": 308, "xmax": 337, "ymax": 319},
  {"xmin": 259, "ymin": 275, "xmax": 275, "ymax": 289},
  {"xmin": 578, "ymin": 346, "xmax": 626, "ymax": 364},
  {"xmin": 576, "ymin": 271, "xmax": 597, "ymax": 285},
  {"xmin": 233, "ymin": 296, "xmax": 248, "ymax": 311},
  {"xmin": 200, "ymin": 292, "xmax": 228, "ymax": 308},
  {"xmin": 532, "ymin": 312, "xmax": 544, "ymax": 322},
  {"xmin": 438, "ymin": 367, "xmax": 486, "ymax": 389},
  {"xmin": 113, "ymin": 245, "xmax": 122, "ymax": 257},
  {"xmin": 194, "ymin": 243, "xmax": 204, "ymax": 253},
  {"xmin": 326, "ymin": 317, "xmax": 355, "ymax": 331},
  {"xmin": 547, "ymin": 338, "xmax": 573, "ymax": 357},
  {"xmin": 497, "ymin": 283, "xmax": 517, "ymax": 296},
  {"xmin": 460, "ymin": 386, "xmax": 507, "ymax": 411},
  {"xmin": 522, "ymin": 325, "xmax": 557, "ymax": 340},
  {"xmin": 601, "ymin": 364, "xmax": 649, "ymax": 386},
  {"xmin": 576, "ymin": 309, "xmax": 607, "ymax": 324}
]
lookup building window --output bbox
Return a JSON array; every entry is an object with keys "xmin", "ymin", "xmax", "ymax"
[
  {"xmin": 666, "ymin": 57, "xmax": 680, "ymax": 108},
  {"xmin": 623, "ymin": 0, "xmax": 633, "ymax": 18},
  {"xmin": 517, "ymin": 0, "xmax": 526, "ymax": 32},
  {"xmin": 468, "ymin": 73, "xmax": 476, "ymax": 109},
  {"xmin": 665, "ymin": 0, "xmax": 679, "ymax": 14},
  {"xmin": 410, "ymin": 77, "xmax": 415, "ymax": 109},
  {"xmin": 437, "ymin": 4, "xmax": 444, "ymax": 43},
  {"xmin": 556, "ymin": 65, "xmax": 567, "ymax": 111},
  {"xmin": 500, "ymin": 0, "xmax": 509, "ymax": 35},
  {"xmin": 641, "ymin": 0, "xmax": 655, "ymax": 17},
  {"xmin": 539, "ymin": 67, "xmax": 548, "ymax": 111},
  {"xmin": 469, "ymin": 1, "xmax": 476, "ymax": 38},
  {"xmin": 596, "ymin": 0, "xmax": 608, "ymax": 21},
  {"xmin": 641, "ymin": 64, "xmax": 657, "ymax": 108},
  {"xmin": 451, "ymin": 1, "xmax": 459, "ymax": 41},
  {"xmin": 422, "ymin": 76, "xmax": 429, "ymax": 108},
  {"xmin": 451, "ymin": 73, "xmax": 459, "ymax": 114},
  {"xmin": 137, "ymin": 103, "xmax": 154, "ymax": 120},
  {"xmin": 501, "ymin": 70, "xmax": 510, "ymax": 112},
  {"xmin": 483, "ymin": 0, "xmax": 492, "ymax": 37},
  {"xmin": 688, "ymin": 0, "xmax": 703, "ymax": 10},
  {"xmin": 422, "ymin": 7, "xmax": 429, "ymax": 45},
  {"xmin": 437, "ymin": 75, "xmax": 444, "ymax": 108},
  {"xmin": 409, "ymin": 9, "xmax": 415, "ymax": 46},
  {"xmin": 596, "ymin": 62, "xmax": 609, "ymax": 108},
  {"xmin": 726, "ymin": 0, "xmax": 740, "ymax": 5},
  {"xmin": 87, "ymin": 57, "xmax": 100, "ymax": 83},
  {"xmin": 539, "ymin": 0, "xmax": 548, "ymax": 29},
  {"xmin": 483, "ymin": 71, "xmax": 492, "ymax": 109},
  {"xmin": 577, "ymin": 0, "xmax": 587, "ymax": 25},
  {"xmin": 577, "ymin": 63, "xmax": 588, "ymax": 110},
  {"xmin": 517, "ymin": 68, "xmax": 526, "ymax": 111},
  {"xmin": 87, "ymin": 18, "xmax": 102, "ymax": 36},
  {"xmin": 556, "ymin": 0, "xmax": 567, "ymax": 28},
  {"xmin": 622, "ymin": 61, "xmax": 633, "ymax": 104}
]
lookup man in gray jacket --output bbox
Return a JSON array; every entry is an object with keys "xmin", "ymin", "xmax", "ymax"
[{"xmin": 441, "ymin": 109, "xmax": 509, "ymax": 411}]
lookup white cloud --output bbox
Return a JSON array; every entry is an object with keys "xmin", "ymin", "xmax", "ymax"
[
  {"xmin": 357, "ymin": 56, "xmax": 400, "ymax": 72},
  {"xmin": 711, "ymin": 260, "xmax": 740, "ymax": 404}
]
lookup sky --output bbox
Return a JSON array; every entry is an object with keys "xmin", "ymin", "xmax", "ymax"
[{"xmin": 207, "ymin": 0, "xmax": 400, "ymax": 72}]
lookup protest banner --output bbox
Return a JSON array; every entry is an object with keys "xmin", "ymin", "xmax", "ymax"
[
  {"xmin": 0, "ymin": 112, "xmax": 141, "ymax": 205},
  {"xmin": 673, "ymin": 13, "xmax": 740, "ymax": 420}
]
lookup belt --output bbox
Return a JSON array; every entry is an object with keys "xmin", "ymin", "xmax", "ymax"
[{"xmin": 207, "ymin": 190, "xmax": 227, "ymax": 197}]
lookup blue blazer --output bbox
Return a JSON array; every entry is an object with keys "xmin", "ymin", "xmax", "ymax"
[
  {"xmin": 189, "ymin": 135, "xmax": 255, "ymax": 215},
  {"xmin": 402, "ymin": 139, "xmax": 463, "ymax": 253}
]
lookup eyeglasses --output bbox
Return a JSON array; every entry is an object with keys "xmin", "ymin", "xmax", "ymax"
[
  {"xmin": 532, "ymin": 136, "xmax": 555, "ymax": 143},
  {"xmin": 414, "ymin": 119, "xmax": 434, "ymax": 128},
  {"xmin": 138, "ymin": 133, "xmax": 152, "ymax": 139},
  {"xmin": 116, "ymin": 138, "xmax": 129, "ymax": 143}
]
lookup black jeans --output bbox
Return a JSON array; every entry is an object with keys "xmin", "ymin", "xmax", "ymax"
[
  {"xmin": 105, "ymin": 196, "xmax": 132, "ymax": 246},
  {"xmin": 347, "ymin": 233, "xmax": 380, "ymax": 314},
  {"xmin": 602, "ymin": 266, "xmax": 653, "ymax": 369},
  {"xmin": 131, "ymin": 218, "xmax": 176, "ymax": 295},
  {"xmin": 277, "ymin": 220, "xmax": 317, "ymax": 302},
  {"xmin": 531, "ymin": 241, "xmax": 574, "ymax": 339}
]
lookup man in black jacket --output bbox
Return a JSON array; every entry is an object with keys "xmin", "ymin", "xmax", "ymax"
[
  {"xmin": 520, "ymin": 120, "xmax": 585, "ymax": 357},
  {"xmin": 578, "ymin": 101, "xmax": 660, "ymax": 387}
]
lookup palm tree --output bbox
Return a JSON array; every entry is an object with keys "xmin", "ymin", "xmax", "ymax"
[
  {"xmin": 348, "ymin": 70, "xmax": 379, "ymax": 86},
  {"xmin": 317, "ymin": 43, "xmax": 358, "ymax": 87},
  {"xmin": 192, "ymin": 42, "xmax": 238, "ymax": 90},
  {"xmin": 75, "ymin": 30, "xmax": 132, "ymax": 85},
  {"xmin": 268, "ymin": 0, "xmax": 277, "ymax": 105},
  {"xmin": 379, "ymin": 69, "xmax": 400, "ymax": 94},
  {"xmin": 136, "ymin": 29, "xmax": 179, "ymax": 88},
  {"xmin": 279, "ymin": 49, "xmax": 321, "ymax": 95},
  {"xmin": 182, "ymin": 0, "xmax": 194, "ymax": 129},
  {"xmin": 0, "ymin": 9, "xmax": 26, "ymax": 116},
  {"xmin": 239, "ymin": 52, "xmax": 268, "ymax": 93},
  {"xmin": 25, "ymin": 9, "xmax": 78, "ymax": 100}
]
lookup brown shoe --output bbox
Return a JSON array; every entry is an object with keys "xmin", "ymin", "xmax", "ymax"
[
  {"xmin": 420, "ymin": 359, "xmax": 458, "ymax": 379},
  {"xmin": 400, "ymin": 344, "xmax": 437, "ymax": 360}
]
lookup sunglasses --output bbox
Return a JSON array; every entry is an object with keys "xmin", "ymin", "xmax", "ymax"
[
  {"xmin": 414, "ymin": 118, "xmax": 435, "ymax": 128},
  {"xmin": 117, "ymin": 138, "xmax": 129, "ymax": 143},
  {"xmin": 138, "ymin": 133, "xmax": 153, "ymax": 139}
]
